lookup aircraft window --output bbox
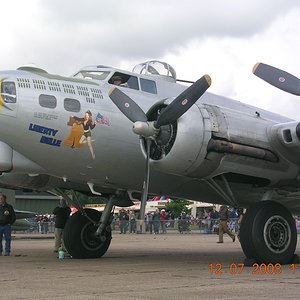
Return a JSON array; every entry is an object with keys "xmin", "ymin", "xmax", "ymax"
[
  {"xmin": 140, "ymin": 78, "xmax": 157, "ymax": 94},
  {"xmin": 74, "ymin": 71, "xmax": 110, "ymax": 81},
  {"xmin": 109, "ymin": 73, "xmax": 139, "ymax": 90},
  {"xmin": 64, "ymin": 98, "xmax": 81, "ymax": 112},
  {"xmin": 39, "ymin": 94, "xmax": 57, "ymax": 109},
  {"xmin": 1, "ymin": 82, "xmax": 16, "ymax": 103},
  {"xmin": 127, "ymin": 76, "xmax": 139, "ymax": 90}
]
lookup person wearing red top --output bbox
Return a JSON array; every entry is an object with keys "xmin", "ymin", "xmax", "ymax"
[{"xmin": 160, "ymin": 209, "xmax": 168, "ymax": 233}]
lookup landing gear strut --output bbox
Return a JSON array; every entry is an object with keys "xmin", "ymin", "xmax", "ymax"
[{"xmin": 239, "ymin": 201, "xmax": 297, "ymax": 264}]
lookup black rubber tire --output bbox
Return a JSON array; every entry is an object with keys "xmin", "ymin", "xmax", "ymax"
[
  {"xmin": 252, "ymin": 201, "xmax": 297, "ymax": 264},
  {"xmin": 240, "ymin": 202, "xmax": 265, "ymax": 259},
  {"xmin": 240, "ymin": 201, "xmax": 297, "ymax": 264},
  {"xmin": 63, "ymin": 209, "xmax": 112, "ymax": 259}
]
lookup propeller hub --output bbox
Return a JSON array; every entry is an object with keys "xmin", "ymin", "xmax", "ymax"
[{"xmin": 132, "ymin": 121, "xmax": 159, "ymax": 138}]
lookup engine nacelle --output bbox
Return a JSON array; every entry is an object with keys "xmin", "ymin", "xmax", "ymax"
[
  {"xmin": 148, "ymin": 104, "xmax": 213, "ymax": 176},
  {"xmin": 269, "ymin": 121, "xmax": 300, "ymax": 165}
]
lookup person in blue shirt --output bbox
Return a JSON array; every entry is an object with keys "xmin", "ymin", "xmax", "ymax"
[{"xmin": 0, "ymin": 194, "xmax": 16, "ymax": 256}]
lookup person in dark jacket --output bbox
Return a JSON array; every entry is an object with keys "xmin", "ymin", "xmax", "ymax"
[
  {"xmin": 217, "ymin": 205, "xmax": 235, "ymax": 243},
  {"xmin": 119, "ymin": 209, "xmax": 129, "ymax": 234},
  {"xmin": 0, "ymin": 194, "xmax": 16, "ymax": 256},
  {"xmin": 53, "ymin": 198, "xmax": 71, "ymax": 252}
]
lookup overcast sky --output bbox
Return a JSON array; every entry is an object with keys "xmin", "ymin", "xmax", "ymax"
[{"xmin": 2, "ymin": 0, "xmax": 300, "ymax": 119}]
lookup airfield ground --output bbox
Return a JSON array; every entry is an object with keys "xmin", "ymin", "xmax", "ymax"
[{"xmin": 1, "ymin": 232, "xmax": 299, "ymax": 299}]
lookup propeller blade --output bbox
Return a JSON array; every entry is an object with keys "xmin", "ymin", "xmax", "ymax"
[
  {"xmin": 139, "ymin": 139, "xmax": 151, "ymax": 222},
  {"xmin": 253, "ymin": 63, "xmax": 300, "ymax": 96},
  {"xmin": 155, "ymin": 74, "xmax": 211, "ymax": 128},
  {"xmin": 109, "ymin": 87, "xmax": 148, "ymax": 122}
]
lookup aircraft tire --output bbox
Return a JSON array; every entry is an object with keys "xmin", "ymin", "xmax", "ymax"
[
  {"xmin": 239, "ymin": 202, "xmax": 264, "ymax": 259},
  {"xmin": 63, "ymin": 208, "xmax": 112, "ymax": 259},
  {"xmin": 240, "ymin": 201, "xmax": 297, "ymax": 264},
  {"xmin": 252, "ymin": 201, "xmax": 297, "ymax": 264}
]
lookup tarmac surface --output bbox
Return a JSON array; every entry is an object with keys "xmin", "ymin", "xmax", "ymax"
[{"xmin": 1, "ymin": 232, "xmax": 300, "ymax": 300}]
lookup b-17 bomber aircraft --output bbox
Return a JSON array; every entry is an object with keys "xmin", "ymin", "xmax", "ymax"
[{"xmin": 0, "ymin": 60, "xmax": 299, "ymax": 264}]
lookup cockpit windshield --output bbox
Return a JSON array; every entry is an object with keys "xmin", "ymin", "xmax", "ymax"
[{"xmin": 73, "ymin": 70, "xmax": 110, "ymax": 81}]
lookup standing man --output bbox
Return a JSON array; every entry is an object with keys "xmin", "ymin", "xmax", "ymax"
[
  {"xmin": 217, "ymin": 205, "xmax": 235, "ymax": 243},
  {"xmin": 0, "ymin": 194, "xmax": 16, "ymax": 256},
  {"xmin": 53, "ymin": 198, "xmax": 71, "ymax": 252},
  {"xmin": 119, "ymin": 209, "xmax": 129, "ymax": 234}
]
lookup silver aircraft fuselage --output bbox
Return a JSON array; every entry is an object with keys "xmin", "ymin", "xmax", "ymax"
[{"xmin": 0, "ymin": 65, "xmax": 300, "ymax": 213}]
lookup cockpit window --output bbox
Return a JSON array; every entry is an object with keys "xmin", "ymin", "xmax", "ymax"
[
  {"xmin": 73, "ymin": 71, "xmax": 110, "ymax": 81},
  {"xmin": 1, "ymin": 81, "xmax": 16, "ymax": 103},
  {"xmin": 108, "ymin": 72, "xmax": 139, "ymax": 90},
  {"xmin": 140, "ymin": 78, "xmax": 157, "ymax": 94}
]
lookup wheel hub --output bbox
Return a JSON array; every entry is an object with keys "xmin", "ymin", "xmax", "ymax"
[
  {"xmin": 81, "ymin": 222, "xmax": 103, "ymax": 251},
  {"xmin": 263, "ymin": 215, "xmax": 291, "ymax": 254}
]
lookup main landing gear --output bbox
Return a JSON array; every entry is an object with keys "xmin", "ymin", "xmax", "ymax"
[
  {"xmin": 62, "ymin": 190, "xmax": 133, "ymax": 259},
  {"xmin": 239, "ymin": 201, "xmax": 297, "ymax": 264},
  {"xmin": 63, "ymin": 208, "xmax": 112, "ymax": 259}
]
